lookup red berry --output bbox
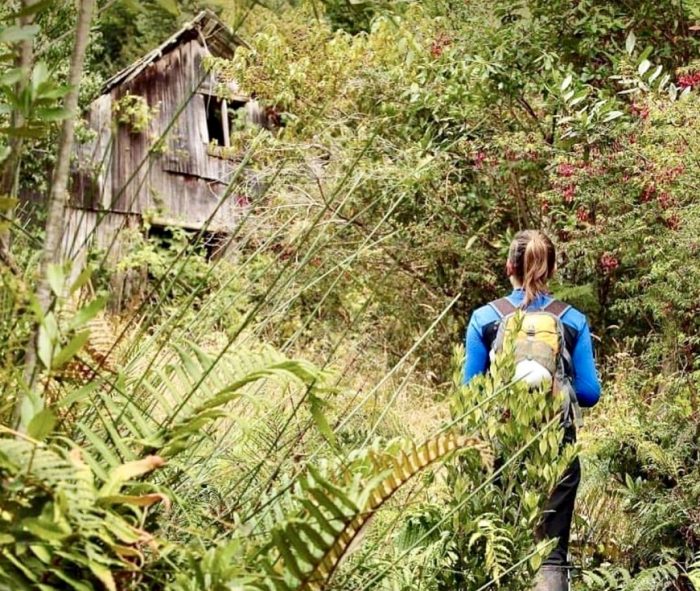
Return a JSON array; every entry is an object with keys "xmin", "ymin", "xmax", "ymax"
[
  {"xmin": 562, "ymin": 184, "xmax": 576, "ymax": 203},
  {"xmin": 658, "ymin": 192, "xmax": 673, "ymax": 209},
  {"xmin": 600, "ymin": 252, "xmax": 619, "ymax": 273},
  {"xmin": 557, "ymin": 163, "xmax": 576, "ymax": 177},
  {"xmin": 641, "ymin": 184, "xmax": 656, "ymax": 203},
  {"xmin": 666, "ymin": 213, "xmax": 681, "ymax": 230},
  {"xmin": 678, "ymin": 71, "xmax": 700, "ymax": 89}
]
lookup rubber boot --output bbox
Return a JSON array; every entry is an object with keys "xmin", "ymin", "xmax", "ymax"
[{"xmin": 531, "ymin": 565, "xmax": 568, "ymax": 591}]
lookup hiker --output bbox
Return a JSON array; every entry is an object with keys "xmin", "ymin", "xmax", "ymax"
[{"xmin": 462, "ymin": 229, "xmax": 601, "ymax": 591}]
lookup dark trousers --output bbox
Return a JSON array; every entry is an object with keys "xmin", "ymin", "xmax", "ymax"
[{"xmin": 538, "ymin": 454, "xmax": 581, "ymax": 566}]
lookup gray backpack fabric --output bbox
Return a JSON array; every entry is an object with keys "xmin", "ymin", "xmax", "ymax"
[{"xmin": 488, "ymin": 298, "xmax": 582, "ymax": 428}]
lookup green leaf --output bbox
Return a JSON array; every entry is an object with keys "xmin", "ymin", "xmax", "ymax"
[
  {"xmin": 100, "ymin": 455, "xmax": 166, "ymax": 496},
  {"xmin": 273, "ymin": 529, "xmax": 305, "ymax": 581},
  {"xmin": 23, "ymin": 516, "xmax": 71, "ymax": 541},
  {"xmin": 37, "ymin": 324, "xmax": 54, "ymax": 369},
  {"xmin": 52, "ymin": 330, "xmax": 90, "ymax": 369},
  {"xmin": 51, "ymin": 568, "xmax": 93, "ymax": 591},
  {"xmin": 7, "ymin": 0, "xmax": 54, "ymax": 19},
  {"xmin": 0, "ymin": 197, "xmax": 17, "ymax": 210},
  {"xmin": 308, "ymin": 486, "xmax": 347, "ymax": 522},
  {"xmin": 560, "ymin": 74, "xmax": 572, "ymax": 92},
  {"xmin": 35, "ymin": 107, "xmax": 72, "ymax": 122},
  {"xmin": 57, "ymin": 380, "xmax": 99, "ymax": 408},
  {"xmin": 98, "ymin": 492, "xmax": 169, "ymax": 508},
  {"xmin": 0, "ymin": 24, "xmax": 39, "ymax": 44},
  {"xmin": 648, "ymin": 65, "xmax": 663, "ymax": 85},
  {"xmin": 154, "ymin": 0, "xmax": 180, "ymax": 15},
  {"xmin": 70, "ymin": 266, "xmax": 93, "ymax": 294},
  {"xmin": 298, "ymin": 522, "xmax": 328, "ymax": 552},
  {"xmin": 37, "ymin": 84, "xmax": 71, "ymax": 100},
  {"xmin": 0, "ymin": 68, "xmax": 23, "ymax": 86},
  {"xmin": 300, "ymin": 498, "xmax": 339, "ymax": 536},
  {"xmin": 27, "ymin": 408, "xmax": 56, "ymax": 441},
  {"xmin": 46, "ymin": 263, "xmax": 65, "ymax": 297},
  {"xmin": 29, "ymin": 543, "xmax": 52, "ymax": 564},
  {"xmin": 308, "ymin": 392, "xmax": 336, "ymax": 447},
  {"xmin": 285, "ymin": 524, "xmax": 317, "ymax": 567},
  {"xmin": 31, "ymin": 61, "xmax": 49, "ymax": 91},
  {"xmin": 2, "ymin": 551, "xmax": 39, "ymax": 581},
  {"xmin": 0, "ymin": 125, "xmax": 45, "ymax": 138},
  {"xmin": 602, "ymin": 110, "xmax": 624, "ymax": 123},
  {"xmin": 69, "ymin": 297, "xmax": 106, "ymax": 330},
  {"xmin": 88, "ymin": 561, "xmax": 117, "ymax": 591}
]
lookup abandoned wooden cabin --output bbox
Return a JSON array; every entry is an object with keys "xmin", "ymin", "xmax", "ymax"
[{"xmin": 66, "ymin": 11, "xmax": 268, "ymax": 301}]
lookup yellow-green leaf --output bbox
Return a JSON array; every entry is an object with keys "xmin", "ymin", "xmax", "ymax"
[{"xmin": 27, "ymin": 408, "xmax": 56, "ymax": 441}]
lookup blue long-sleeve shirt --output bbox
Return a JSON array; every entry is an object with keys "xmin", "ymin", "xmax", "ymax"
[{"xmin": 463, "ymin": 289, "xmax": 601, "ymax": 407}]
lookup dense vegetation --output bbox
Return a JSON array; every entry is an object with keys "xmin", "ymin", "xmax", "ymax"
[{"xmin": 2, "ymin": 0, "xmax": 700, "ymax": 589}]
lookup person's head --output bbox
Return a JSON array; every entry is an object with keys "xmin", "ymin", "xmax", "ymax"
[{"xmin": 506, "ymin": 230, "xmax": 556, "ymax": 307}]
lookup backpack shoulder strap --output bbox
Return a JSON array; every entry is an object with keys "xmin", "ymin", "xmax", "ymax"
[
  {"xmin": 489, "ymin": 297, "xmax": 517, "ymax": 319},
  {"xmin": 543, "ymin": 299, "xmax": 571, "ymax": 319},
  {"xmin": 545, "ymin": 299, "xmax": 574, "ymax": 373}
]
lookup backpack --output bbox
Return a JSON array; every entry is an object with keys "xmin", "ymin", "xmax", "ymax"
[{"xmin": 488, "ymin": 298, "xmax": 582, "ymax": 427}]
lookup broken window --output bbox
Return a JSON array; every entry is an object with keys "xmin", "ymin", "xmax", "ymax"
[
  {"xmin": 203, "ymin": 94, "xmax": 247, "ymax": 147},
  {"xmin": 204, "ymin": 95, "xmax": 226, "ymax": 146}
]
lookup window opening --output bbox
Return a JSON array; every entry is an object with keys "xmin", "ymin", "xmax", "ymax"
[
  {"xmin": 204, "ymin": 94, "xmax": 227, "ymax": 146},
  {"xmin": 203, "ymin": 94, "xmax": 269, "ymax": 147}
]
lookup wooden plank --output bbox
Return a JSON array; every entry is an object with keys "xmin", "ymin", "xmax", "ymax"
[
  {"xmin": 156, "ymin": 172, "xmax": 239, "ymax": 231},
  {"xmin": 72, "ymin": 94, "xmax": 113, "ymax": 209},
  {"xmin": 61, "ymin": 207, "xmax": 98, "ymax": 288},
  {"xmin": 160, "ymin": 41, "xmax": 213, "ymax": 178}
]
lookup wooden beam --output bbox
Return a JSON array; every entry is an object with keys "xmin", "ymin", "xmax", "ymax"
[{"xmin": 221, "ymin": 98, "xmax": 230, "ymax": 147}]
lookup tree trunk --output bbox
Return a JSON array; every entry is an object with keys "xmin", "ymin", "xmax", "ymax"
[{"xmin": 15, "ymin": 0, "xmax": 96, "ymax": 431}]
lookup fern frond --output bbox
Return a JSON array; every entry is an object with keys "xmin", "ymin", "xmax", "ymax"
[{"xmin": 257, "ymin": 432, "xmax": 492, "ymax": 591}]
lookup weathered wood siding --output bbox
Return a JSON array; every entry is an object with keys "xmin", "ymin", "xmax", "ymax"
[
  {"xmin": 77, "ymin": 33, "xmax": 240, "ymax": 234},
  {"xmin": 62, "ymin": 206, "xmax": 142, "ymax": 300},
  {"xmin": 73, "ymin": 93, "xmax": 113, "ymax": 210}
]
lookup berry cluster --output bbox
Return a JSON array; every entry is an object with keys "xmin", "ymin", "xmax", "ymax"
[
  {"xmin": 658, "ymin": 192, "xmax": 674, "ymax": 210},
  {"xmin": 473, "ymin": 150, "xmax": 487, "ymax": 169},
  {"xmin": 659, "ymin": 164, "xmax": 685, "ymax": 183},
  {"xmin": 561, "ymin": 184, "xmax": 576, "ymax": 203},
  {"xmin": 641, "ymin": 183, "xmax": 656, "ymax": 203},
  {"xmin": 678, "ymin": 71, "xmax": 700, "ymax": 89},
  {"xmin": 630, "ymin": 102, "xmax": 650, "ymax": 119},
  {"xmin": 557, "ymin": 163, "xmax": 576, "ymax": 177},
  {"xmin": 666, "ymin": 213, "xmax": 681, "ymax": 230},
  {"xmin": 600, "ymin": 253, "xmax": 619, "ymax": 273},
  {"xmin": 430, "ymin": 33, "xmax": 452, "ymax": 58}
]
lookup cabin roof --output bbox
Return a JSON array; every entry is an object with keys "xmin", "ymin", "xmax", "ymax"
[{"xmin": 100, "ymin": 10, "xmax": 247, "ymax": 95}]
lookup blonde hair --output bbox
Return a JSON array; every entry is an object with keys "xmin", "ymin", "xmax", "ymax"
[{"xmin": 508, "ymin": 230, "xmax": 556, "ymax": 308}]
